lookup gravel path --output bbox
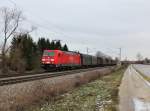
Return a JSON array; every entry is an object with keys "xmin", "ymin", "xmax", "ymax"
[{"xmin": 119, "ymin": 65, "xmax": 150, "ymax": 111}]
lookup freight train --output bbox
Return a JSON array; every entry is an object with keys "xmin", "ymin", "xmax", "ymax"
[{"xmin": 41, "ymin": 50, "xmax": 116, "ymax": 70}]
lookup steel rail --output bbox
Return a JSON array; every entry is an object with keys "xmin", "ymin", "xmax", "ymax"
[{"xmin": 0, "ymin": 66, "xmax": 112, "ymax": 78}]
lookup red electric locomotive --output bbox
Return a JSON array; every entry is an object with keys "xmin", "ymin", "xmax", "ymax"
[{"xmin": 41, "ymin": 50, "xmax": 81, "ymax": 69}]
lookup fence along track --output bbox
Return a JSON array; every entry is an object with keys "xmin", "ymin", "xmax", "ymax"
[{"xmin": 0, "ymin": 66, "xmax": 113, "ymax": 86}]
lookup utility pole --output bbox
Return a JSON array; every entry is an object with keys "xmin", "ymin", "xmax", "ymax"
[
  {"xmin": 86, "ymin": 47, "xmax": 89, "ymax": 55},
  {"xmin": 118, "ymin": 48, "xmax": 122, "ymax": 66},
  {"xmin": 119, "ymin": 48, "xmax": 122, "ymax": 61}
]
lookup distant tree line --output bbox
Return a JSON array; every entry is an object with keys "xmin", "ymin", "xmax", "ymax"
[
  {"xmin": 37, "ymin": 38, "xmax": 68, "ymax": 55},
  {"xmin": 4, "ymin": 33, "xmax": 69, "ymax": 73}
]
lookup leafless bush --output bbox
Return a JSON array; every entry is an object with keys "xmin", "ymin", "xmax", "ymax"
[{"xmin": 10, "ymin": 48, "xmax": 26, "ymax": 73}]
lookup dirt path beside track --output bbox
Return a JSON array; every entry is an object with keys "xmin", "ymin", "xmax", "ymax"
[{"xmin": 119, "ymin": 65, "xmax": 150, "ymax": 111}]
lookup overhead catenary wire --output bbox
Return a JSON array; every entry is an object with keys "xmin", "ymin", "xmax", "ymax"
[
  {"xmin": 6, "ymin": 0, "xmax": 76, "ymax": 41},
  {"xmin": 6, "ymin": 0, "xmax": 97, "ymax": 55},
  {"xmin": 5, "ymin": 0, "xmax": 17, "ymax": 7},
  {"xmin": 5, "ymin": 0, "xmax": 118, "ymax": 57}
]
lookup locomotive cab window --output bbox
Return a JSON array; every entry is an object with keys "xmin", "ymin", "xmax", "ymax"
[{"xmin": 43, "ymin": 51, "xmax": 55, "ymax": 56}]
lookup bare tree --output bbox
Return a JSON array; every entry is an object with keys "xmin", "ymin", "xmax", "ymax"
[
  {"xmin": 136, "ymin": 53, "xmax": 143, "ymax": 61},
  {"xmin": 144, "ymin": 57, "xmax": 149, "ymax": 64},
  {"xmin": 95, "ymin": 51, "xmax": 105, "ymax": 58},
  {"xmin": 0, "ymin": 7, "xmax": 23, "ymax": 72},
  {"xmin": 19, "ymin": 25, "xmax": 37, "ymax": 35}
]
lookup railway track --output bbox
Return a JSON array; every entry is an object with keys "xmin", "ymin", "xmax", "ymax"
[
  {"xmin": 0, "ymin": 66, "xmax": 113, "ymax": 86},
  {"xmin": 0, "ymin": 66, "xmax": 111, "ymax": 78},
  {"xmin": 0, "ymin": 70, "xmax": 48, "ymax": 78}
]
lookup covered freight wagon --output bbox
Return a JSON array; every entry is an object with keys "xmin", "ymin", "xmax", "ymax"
[
  {"xmin": 80, "ymin": 54, "xmax": 98, "ymax": 66},
  {"xmin": 91, "ymin": 56, "xmax": 97, "ymax": 65},
  {"xmin": 97, "ymin": 57, "xmax": 104, "ymax": 66},
  {"xmin": 80, "ymin": 54, "xmax": 92, "ymax": 66}
]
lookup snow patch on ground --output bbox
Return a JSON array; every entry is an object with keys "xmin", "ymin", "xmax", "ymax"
[{"xmin": 133, "ymin": 98, "xmax": 150, "ymax": 111}]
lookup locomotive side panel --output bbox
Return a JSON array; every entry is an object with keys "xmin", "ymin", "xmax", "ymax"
[{"xmin": 61, "ymin": 51, "xmax": 81, "ymax": 66}]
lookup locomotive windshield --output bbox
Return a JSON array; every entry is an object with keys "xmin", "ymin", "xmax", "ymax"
[{"xmin": 43, "ymin": 50, "xmax": 55, "ymax": 56}]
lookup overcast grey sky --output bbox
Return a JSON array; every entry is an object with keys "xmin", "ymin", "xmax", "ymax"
[{"xmin": 1, "ymin": 0, "xmax": 150, "ymax": 60}]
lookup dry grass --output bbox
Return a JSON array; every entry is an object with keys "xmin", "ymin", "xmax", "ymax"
[
  {"xmin": 28, "ymin": 68, "xmax": 125, "ymax": 111},
  {"xmin": 0, "ymin": 67, "xmax": 115, "ymax": 111}
]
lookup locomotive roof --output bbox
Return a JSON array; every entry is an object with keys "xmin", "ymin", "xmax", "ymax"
[{"xmin": 44, "ymin": 49, "xmax": 113, "ymax": 60}]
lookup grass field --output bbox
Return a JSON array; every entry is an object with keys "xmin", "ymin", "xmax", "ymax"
[{"xmin": 28, "ymin": 68, "xmax": 125, "ymax": 111}]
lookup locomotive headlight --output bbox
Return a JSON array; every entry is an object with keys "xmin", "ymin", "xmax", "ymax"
[
  {"xmin": 42, "ymin": 59, "xmax": 45, "ymax": 61},
  {"xmin": 50, "ymin": 59, "xmax": 54, "ymax": 61}
]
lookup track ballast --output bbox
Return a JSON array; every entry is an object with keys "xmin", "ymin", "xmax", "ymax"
[{"xmin": 0, "ymin": 66, "xmax": 113, "ymax": 86}]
